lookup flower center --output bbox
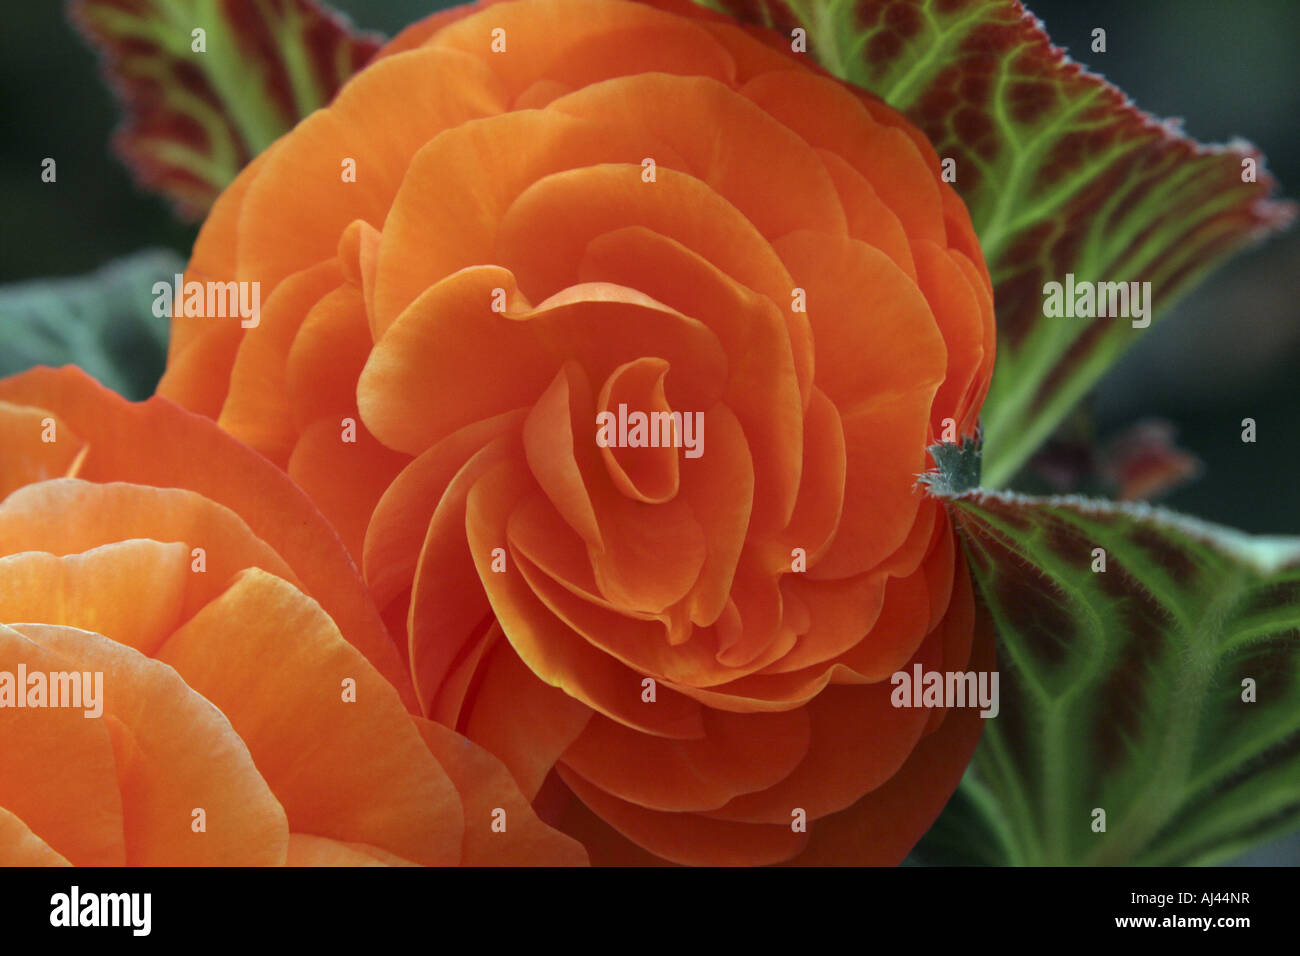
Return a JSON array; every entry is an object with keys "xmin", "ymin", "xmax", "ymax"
[{"xmin": 594, "ymin": 357, "xmax": 691, "ymax": 504}]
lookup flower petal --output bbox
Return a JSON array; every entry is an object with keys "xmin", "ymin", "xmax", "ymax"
[
  {"xmin": 557, "ymin": 765, "xmax": 806, "ymax": 866},
  {"xmin": 0, "ymin": 479, "xmax": 297, "ymax": 622},
  {"xmin": 13, "ymin": 623, "xmax": 289, "ymax": 865},
  {"xmin": 153, "ymin": 569, "xmax": 463, "ymax": 865},
  {"xmin": 560, "ymin": 707, "xmax": 811, "ymax": 813},
  {"xmin": 0, "ymin": 541, "xmax": 189, "ymax": 656},
  {"xmin": 0, "ymin": 807, "xmax": 73, "ymax": 866},
  {"xmin": 0, "ymin": 402, "xmax": 85, "ymax": 501},
  {"xmin": 0, "ymin": 367, "xmax": 417, "ymax": 710},
  {"xmin": 415, "ymin": 717, "xmax": 589, "ymax": 865},
  {"xmin": 0, "ymin": 624, "xmax": 126, "ymax": 866}
]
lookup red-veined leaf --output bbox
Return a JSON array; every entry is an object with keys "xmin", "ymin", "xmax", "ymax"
[
  {"xmin": 69, "ymin": 0, "xmax": 383, "ymax": 219},
  {"xmin": 694, "ymin": 0, "xmax": 1294, "ymax": 485}
]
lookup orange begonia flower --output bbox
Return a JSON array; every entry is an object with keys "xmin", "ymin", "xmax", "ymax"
[
  {"xmin": 0, "ymin": 367, "xmax": 586, "ymax": 866},
  {"xmin": 157, "ymin": 0, "xmax": 997, "ymax": 864}
]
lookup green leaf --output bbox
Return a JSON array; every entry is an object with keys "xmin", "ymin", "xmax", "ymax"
[
  {"xmin": 696, "ymin": 0, "xmax": 1294, "ymax": 486},
  {"xmin": 0, "ymin": 250, "xmax": 186, "ymax": 400},
  {"xmin": 918, "ymin": 432, "xmax": 983, "ymax": 497},
  {"xmin": 928, "ymin": 490, "xmax": 1300, "ymax": 865},
  {"xmin": 68, "ymin": 0, "xmax": 383, "ymax": 219}
]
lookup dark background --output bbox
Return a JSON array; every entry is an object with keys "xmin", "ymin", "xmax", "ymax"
[{"xmin": 1, "ymin": 0, "xmax": 1297, "ymax": 863}]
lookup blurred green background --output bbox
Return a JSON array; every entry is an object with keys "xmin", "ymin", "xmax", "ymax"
[{"xmin": 1, "ymin": 0, "xmax": 1296, "ymax": 863}]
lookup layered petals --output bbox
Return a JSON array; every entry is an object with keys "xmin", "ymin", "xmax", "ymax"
[
  {"xmin": 0, "ymin": 371, "xmax": 583, "ymax": 866},
  {"xmin": 157, "ymin": 0, "xmax": 997, "ymax": 865}
]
